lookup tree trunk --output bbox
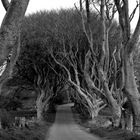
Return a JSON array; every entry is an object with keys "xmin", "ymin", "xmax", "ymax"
[
  {"xmin": 121, "ymin": 108, "xmax": 133, "ymax": 132},
  {"xmin": 104, "ymin": 83, "xmax": 121, "ymax": 127},
  {"xmin": 36, "ymin": 90, "xmax": 46, "ymax": 121},
  {"xmin": 0, "ymin": 0, "xmax": 29, "ymax": 93},
  {"xmin": 1, "ymin": 0, "xmax": 10, "ymax": 11},
  {"xmin": 126, "ymin": 113, "xmax": 133, "ymax": 131},
  {"xmin": 36, "ymin": 97, "xmax": 44, "ymax": 121},
  {"xmin": 36, "ymin": 89, "xmax": 51, "ymax": 121},
  {"xmin": 76, "ymin": 87, "xmax": 98, "ymax": 118},
  {"xmin": 0, "ymin": 0, "xmax": 29, "ymax": 63},
  {"xmin": 98, "ymin": 68, "xmax": 121, "ymax": 127},
  {"xmin": 124, "ymin": 55, "xmax": 140, "ymax": 134}
]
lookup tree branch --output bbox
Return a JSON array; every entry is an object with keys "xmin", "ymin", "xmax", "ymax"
[
  {"xmin": 1, "ymin": 0, "xmax": 10, "ymax": 11},
  {"xmin": 127, "ymin": 1, "xmax": 140, "ymax": 54},
  {"xmin": 129, "ymin": 1, "xmax": 139, "ymax": 22}
]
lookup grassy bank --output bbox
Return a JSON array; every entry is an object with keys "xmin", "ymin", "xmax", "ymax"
[
  {"xmin": 0, "ymin": 111, "xmax": 56, "ymax": 140},
  {"xmin": 71, "ymin": 106, "xmax": 140, "ymax": 140}
]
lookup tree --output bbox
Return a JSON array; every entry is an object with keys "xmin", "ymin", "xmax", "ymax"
[
  {"xmin": 13, "ymin": 7, "xmax": 131, "ymax": 126},
  {"xmin": 114, "ymin": 0, "xmax": 140, "ymax": 134},
  {"xmin": 85, "ymin": 0, "xmax": 140, "ymax": 133},
  {"xmin": 49, "ymin": 9, "xmax": 107, "ymax": 119},
  {"xmin": 75, "ymin": 0, "xmax": 123, "ymax": 126},
  {"xmin": 18, "ymin": 9, "xmax": 108, "ymax": 119},
  {"xmin": 0, "ymin": 0, "xmax": 29, "ymax": 93},
  {"xmin": 14, "ymin": 27, "xmax": 66, "ymax": 121}
]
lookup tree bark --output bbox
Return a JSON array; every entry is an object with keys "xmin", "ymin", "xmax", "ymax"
[
  {"xmin": 0, "ymin": 0, "xmax": 29, "ymax": 93},
  {"xmin": 36, "ymin": 101, "xmax": 44, "ymax": 122},
  {"xmin": 36, "ymin": 90, "xmax": 46, "ymax": 121},
  {"xmin": 98, "ymin": 68, "xmax": 121, "ymax": 127},
  {"xmin": 0, "ymin": 0, "xmax": 29, "ymax": 62},
  {"xmin": 1, "ymin": 0, "xmax": 10, "ymax": 11},
  {"xmin": 124, "ymin": 55, "xmax": 140, "ymax": 134},
  {"xmin": 121, "ymin": 110, "xmax": 133, "ymax": 131},
  {"xmin": 99, "ymin": 0, "xmax": 121, "ymax": 125},
  {"xmin": 36, "ymin": 89, "xmax": 51, "ymax": 121},
  {"xmin": 114, "ymin": 0, "xmax": 140, "ymax": 133}
]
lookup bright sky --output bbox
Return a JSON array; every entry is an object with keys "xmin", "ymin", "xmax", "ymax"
[
  {"xmin": 0, "ymin": 0, "xmax": 77, "ymax": 25},
  {"xmin": 0, "ymin": 0, "xmax": 139, "ymax": 30}
]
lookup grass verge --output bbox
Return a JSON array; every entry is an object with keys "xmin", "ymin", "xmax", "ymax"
[
  {"xmin": 71, "ymin": 106, "xmax": 140, "ymax": 140},
  {"xmin": 0, "ymin": 111, "xmax": 56, "ymax": 140}
]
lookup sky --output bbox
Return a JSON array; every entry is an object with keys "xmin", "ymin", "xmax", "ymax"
[
  {"xmin": 0, "ymin": 0, "xmax": 77, "ymax": 24},
  {"xmin": 0, "ymin": 0, "xmax": 139, "ymax": 30}
]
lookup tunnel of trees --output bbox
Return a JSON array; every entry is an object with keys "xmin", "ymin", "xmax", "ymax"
[{"xmin": 1, "ymin": 0, "xmax": 140, "ymax": 135}]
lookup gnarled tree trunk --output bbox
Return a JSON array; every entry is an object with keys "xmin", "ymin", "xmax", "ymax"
[
  {"xmin": 98, "ymin": 67, "xmax": 121, "ymax": 127},
  {"xmin": 114, "ymin": 0, "xmax": 140, "ymax": 133},
  {"xmin": 0, "ymin": 0, "xmax": 29, "ymax": 93},
  {"xmin": 124, "ymin": 55, "xmax": 140, "ymax": 133},
  {"xmin": 99, "ymin": 0, "xmax": 121, "ymax": 127},
  {"xmin": 36, "ymin": 89, "xmax": 51, "ymax": 121},
  {"xmin": 36, "ymin": 90, "xmax": 45, "ymax": 121}
]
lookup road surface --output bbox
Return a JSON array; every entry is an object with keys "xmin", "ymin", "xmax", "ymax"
[{"xmin": 47, "ymin": 103, "xmax": 102, "ymax": 140}]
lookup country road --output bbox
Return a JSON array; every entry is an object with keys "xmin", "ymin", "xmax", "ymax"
[{"xmin": 47, "ymin": 103, "xmax": 102, "ymax": 140}]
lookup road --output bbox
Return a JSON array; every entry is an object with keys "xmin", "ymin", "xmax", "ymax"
[{"xmin": 47, "ymin": 103, "xmax": 102, "ymax": 140}]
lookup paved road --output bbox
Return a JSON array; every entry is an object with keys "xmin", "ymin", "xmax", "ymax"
[{"xmin": 47, "ymin": 103, "xmax": 102, "ymax": 140}]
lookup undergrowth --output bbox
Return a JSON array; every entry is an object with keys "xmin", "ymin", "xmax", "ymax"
[
  {"xmin": 71, "ymin": 106, "xmax": 140, "ymax": 140},
  {"xmin": 0, "ymin": 109, "xmax": 56, "ymax": 140}
]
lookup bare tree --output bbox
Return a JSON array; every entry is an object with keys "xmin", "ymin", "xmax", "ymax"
[
  {"xmin": 50, "ymin": 32, "xmax": 106, "ymax": 118},
  {"xmin": 33, "ymin": 61, "xmax": 64, "ymax": 121},
  {"xmin": 114, "ymin": 0, "xmax": 140, "ymax": 134},
  {"xmin": 77, "ymin": 0, "xmax": 122, "ymax": 127},
  {"xmin": 0, "ymin": 0, "xmax": 29, "ymax": 93}
]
